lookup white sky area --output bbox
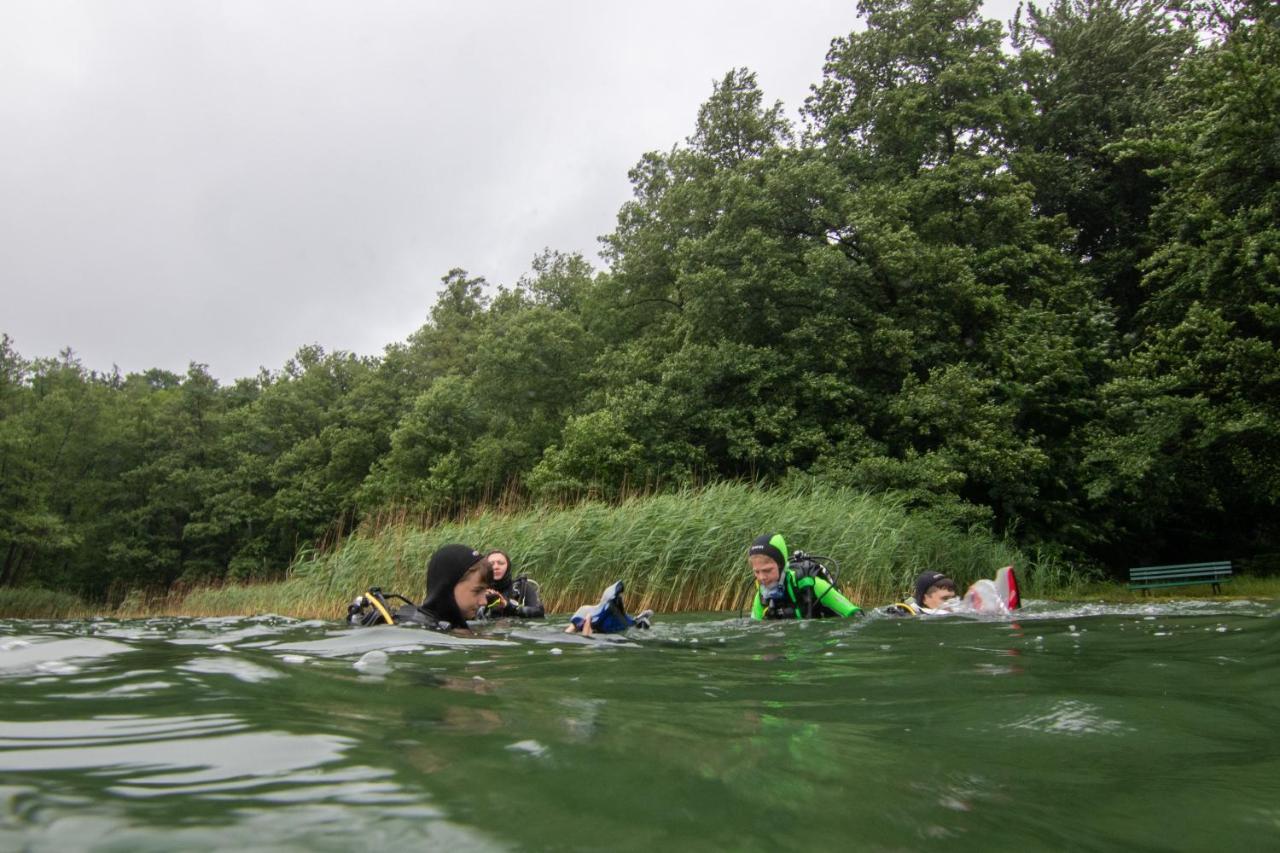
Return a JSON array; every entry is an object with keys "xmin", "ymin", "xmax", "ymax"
[{"xmin": 2, "ymin": 0, "xmax": 1024, "ymax": 382}]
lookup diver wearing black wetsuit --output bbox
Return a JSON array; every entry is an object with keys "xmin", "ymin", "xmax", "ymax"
[
  {"xmin": 394, "ymin": 544, "xmax": 491, "ymax": 632},
  {"xmin": 480, "ymin": 550, "xmax": 545, "ymax": 619}
]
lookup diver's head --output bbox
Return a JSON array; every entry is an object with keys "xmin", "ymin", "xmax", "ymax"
[
  {"xmin": 455, "ymin": 560, "xmax": 494, "ymax": 618},
  {"xmin": 749, "ymin": 533, "xmax": 789, "ymax": 588},
  {"xmin": 425, "ymin": 544, "xmax": 494, "ymax": 621},
  {"xmin": 914, "ymin": 571, "xmax": 958, "ymax": 609},
  {"xmin": 486, "ymin": 549, "xmax": 511, "ymax": 581},
  {"xmin": 750, "ymin": 554, "xmax": 781, "ymax": 587}
]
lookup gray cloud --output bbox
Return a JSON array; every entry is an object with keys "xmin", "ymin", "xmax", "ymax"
[{"xmin": 1, "ymin": 0, "xmax": 1022, "ymax": 381}]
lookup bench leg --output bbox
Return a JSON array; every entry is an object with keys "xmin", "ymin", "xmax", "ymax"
[{"xmin": 1212, "ymin": 582, "xmax": 1221, "ymax": 595}]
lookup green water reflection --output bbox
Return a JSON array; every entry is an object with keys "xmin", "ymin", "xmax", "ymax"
[{"xmin": 1, "ymin": 603, "xmax": 1277, "ymax": 851}]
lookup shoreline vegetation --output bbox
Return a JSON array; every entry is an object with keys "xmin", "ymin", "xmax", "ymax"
[
  {"xmin": 2, "ymin": 483, "xmax": 1274, "ymax": 620},
  {"xmin": 3, "ymin": 3, "xmax": 1277, "ymax": 621}
]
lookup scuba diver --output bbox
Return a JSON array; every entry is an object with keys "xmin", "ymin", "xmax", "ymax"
[
  {"xmin": 478, "ymin": 549, "xmax": 545, "ymax": 619},
  {"xmin": 565, "ymin": 580, "xmax": 653, "ymax": 635},
  {"xmin": 882, "ymin": 570, "xmax": 959, "ymax": 617},
  {"xmin": 883, "ymin": 567, "xmax": 1020, "ymax": 616},
  {"xmin": 345, "ymin": 544, "xmax": 493, "ymax": 632},
  {"xmin": 748, "ymin": 533, "xmax": 861, "ymax": 620}
]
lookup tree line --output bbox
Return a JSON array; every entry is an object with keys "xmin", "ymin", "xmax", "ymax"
[{"xmin": 2, "ymin": 0, "xmax": 1276, "ymax": 601}]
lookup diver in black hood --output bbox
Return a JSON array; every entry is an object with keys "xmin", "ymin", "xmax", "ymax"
[
  {"xmin": 478, "ymin": 549, "xmax": 545, "ymax": 619},
  {"xmin": 412, "ymin": 544, "xmax": 494, "ymax": 632}
]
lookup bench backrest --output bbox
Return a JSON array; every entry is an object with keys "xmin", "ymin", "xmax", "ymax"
[{"xmin": 1129, "ymin": 561, "xmax": 1232, "ymax": 581}]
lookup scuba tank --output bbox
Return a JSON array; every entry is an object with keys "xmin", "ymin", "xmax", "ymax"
[
  {"xmin": 346, "ymin": 588, "xmax": 419, "ymax": 626},
  {"xmin": 789, "ymin": 551, "xmax": 838, "ymax": 586}
]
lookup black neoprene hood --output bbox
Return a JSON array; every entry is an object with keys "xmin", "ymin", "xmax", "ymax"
[
  {"xmin": 913, "ymin": 570, "xmax": 953, "ymax": 604},
  {"xmin": 420, "ymin": 544, "xmax": 484, "ymax": 629}
]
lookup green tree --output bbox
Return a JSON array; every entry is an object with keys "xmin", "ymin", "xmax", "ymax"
[
  {"xmin": 1084, "ymin": 0, "xmax": 1280, "ymax": 563},
  {"xmin": 1011, "ymin": 0, "xmax": 1195, "ymax": 328}
]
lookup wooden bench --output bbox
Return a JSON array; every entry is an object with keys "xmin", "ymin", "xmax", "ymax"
[{"xmin": 1128, "ymin": 561, "xmax": 1233, "ymax": 595}]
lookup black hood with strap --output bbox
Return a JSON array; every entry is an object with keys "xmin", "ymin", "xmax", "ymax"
[
  {"xmin": 488, "ymin": 550, "xmax": 515, "ymax": 599},
  {"xmin": 420, "ymin": 544, "xmax": 484, "ymax": 630},
  {"xmin": 913, "ymin": 570, "xmax": 953, "ymax": 606}
]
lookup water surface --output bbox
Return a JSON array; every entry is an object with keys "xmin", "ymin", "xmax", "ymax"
[{"xmin": 2, "ymin": 600, "xmax": 1277, "ymax": 851}]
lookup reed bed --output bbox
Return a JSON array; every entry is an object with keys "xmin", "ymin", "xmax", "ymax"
[
  {"xmin": 0, "ymin": 483, "xmax": 1093, "ymax": 620},
  {"xmin": 283, "ymin": 481, "xmax": 1072, "ymax": 617},
  {"xmin": 0, "ymin": 588, "xmax": 94, "ymax": 619}
]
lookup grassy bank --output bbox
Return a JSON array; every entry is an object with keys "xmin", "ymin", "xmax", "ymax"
[
  {"xmin": 1072, "ymin": 575, "xmax": 1280, "ymax": 602},
  {"xmin": 184, "ymin": 481, "xmax": 1075, "ymax": 617},
  {"xmin": 0, "ymin": 588, "xmax": 95, "ymax": 619},
  {"xmin": 17, "ymin": 483, "xmax": 1274, "ymax": 621}
]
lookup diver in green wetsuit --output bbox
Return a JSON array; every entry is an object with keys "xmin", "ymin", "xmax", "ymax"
[{"xmin": 748, "ymin": 533, "xmax": 861, "ymax": 620}]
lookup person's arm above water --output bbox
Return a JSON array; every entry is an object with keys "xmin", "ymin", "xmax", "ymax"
[
  {"xmin": 750, "ymin": 589, "xmax": 765, "ymax": 620},
  {"xmin": 811, "ymin": 576, "xmax": 861, "ymax": 617}
]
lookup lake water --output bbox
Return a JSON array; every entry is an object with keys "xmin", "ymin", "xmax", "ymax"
[{"xmin": 2, "ymin": 600, "xmax": 1277, "ymax": 851}]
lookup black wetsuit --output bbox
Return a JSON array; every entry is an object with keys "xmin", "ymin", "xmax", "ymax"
[
  {"xmin": 410, "ymin": 544, "xmax": 485, "ymax": 632},
  {"xmin": 482, "ymin": 574, "xmax": 545, "ymax": 619}
]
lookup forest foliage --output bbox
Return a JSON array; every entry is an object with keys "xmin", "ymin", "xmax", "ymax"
[{"xmin": 2, "ymin": 0, "xmax": 1277, "ymax": 602}]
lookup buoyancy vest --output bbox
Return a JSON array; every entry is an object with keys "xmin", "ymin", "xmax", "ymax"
[
  {"xmin": 753, "ymin": 562, "xmax": 861, "ymax": 620},
  {"xmin": 882, "ymin": 598, "xmax": 923, "ymax": 616}
]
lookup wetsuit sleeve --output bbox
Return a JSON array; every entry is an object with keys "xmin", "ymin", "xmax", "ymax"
[
  {"xmin": 812, "ymin": 577, "xmax": 861, "ymax": 617},
  {"xmin": 750, "ymin": 590, "xmax": 764, "ymax": 620},
  {"xmin": 517, "ymin": 578, "xmax": 545, "ymax": 618}
]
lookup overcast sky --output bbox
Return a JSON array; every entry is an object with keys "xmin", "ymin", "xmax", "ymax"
[{"xmin": 2, "ymin": 0, "xmax": 1023, "ymax": 382}]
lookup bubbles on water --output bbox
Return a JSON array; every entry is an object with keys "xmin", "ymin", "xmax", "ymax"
[
  {"xmin": 35, "ymin": 661, "xmax": 79, "ymax": 676},
  {"xmin": 0, "ymin": 638, "xmax": 137, "ymax": 676},
  {"xmin": 181, "ymin": 656, "xmax": 280, "ymax": 683},
  {"xmin": 1008, "ymin": 700, "xmax": 1127, "ymax": 736},
  {"xmin": 505, "ymin": 739, "xmax": 548, "ymax": 758},
  {"xmin": 353, "ymin": 650, "xmax": 389, "ymax": 675}
]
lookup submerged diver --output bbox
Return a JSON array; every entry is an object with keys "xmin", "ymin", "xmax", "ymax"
[
  {"xmin": 478, "ymin": 549, "xmax": 545, "ymax": 619},
  {"xmin": 346, "ymin": 544, "xmax": 493, "ymax": 632},
  {"xmin": 882, "ymin": 571, "xmax": 959, "ymax": 617},
  {"xmin": 748, "ymin": 533, "xmax": 861, "ymax": 620},
  {"xmin": 565, "ymin": 581, "xmax": 653, "ymax": 636}
]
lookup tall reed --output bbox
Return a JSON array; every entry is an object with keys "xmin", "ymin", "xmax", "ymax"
[
  {"xmin": 0, "ymin": 588, "xmax": 93, "ymax": 619},
  {"xmin": 288, "ymin": 481, "xmax": 1073, "ymax": 615},
  {"xmin": 0, "ymin": 483, "xmax": 1088, "ymax": 620}
]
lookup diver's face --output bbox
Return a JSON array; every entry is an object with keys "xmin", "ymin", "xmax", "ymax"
[
  {"xmin": 454, "ymin": 574, "xmax": 491, "ymax": 618},
  {"xmin": 923, "ymin": 586, "xmax": 957, "ymax": 609},
  {"xmin": 489, "ymin": 553, "xmax": 509, "ymax": 581},
  {"xmin": 750, "ymin": 555, "xmax": 781, "ymax": 587}
]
